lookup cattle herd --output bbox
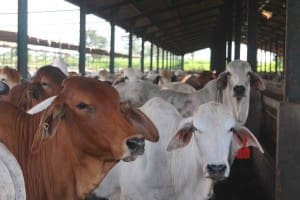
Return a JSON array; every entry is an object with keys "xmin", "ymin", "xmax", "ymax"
[{"xmin": 0, "ymin": 60, "xmax": 265, "ymax": 200}]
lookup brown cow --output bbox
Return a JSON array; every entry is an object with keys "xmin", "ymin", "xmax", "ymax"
[
  {"xmin": 4, "ymin": 65, "xmax": 67, "ymax": 111},
  {"xmin": 0, "ymin": 66, "xmax": 21, "ymax": 89},
  {"xmin": 0, "ymin": 76, "xmax": 159, "ymax": 199}
]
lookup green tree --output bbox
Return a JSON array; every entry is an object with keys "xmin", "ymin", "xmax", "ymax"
[{"xmin": 86, "ymin": 29, "xmax": 108, "ymax": 49}]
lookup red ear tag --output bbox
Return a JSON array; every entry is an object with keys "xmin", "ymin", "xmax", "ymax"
[{"xmin": 236, "ymin": 137, "xmax": 251, "ymax": 159}]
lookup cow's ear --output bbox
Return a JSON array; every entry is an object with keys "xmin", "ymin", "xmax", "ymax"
[
  {"xmin": 231, "ymin": 127, "xmax": 264, "ymax": 156},
  {"xmin": 120, "ymin": 103, "xmax": 159, "ymax": 142},
  {"xmin": 112, "ymin": 77, "xmax": 127, "ymax": 86},
  {"xmin": 216, "ymin": 71, "xmax": 230, "ymax": 90},
  {"xmin": 248, "ymin": 72, "xmax": 265, "ymax": 91},
  {"xmin": 31, "ymin": 101, "xmax": 66, "ymax": 152},
  {"xmin": 167, "ymin": 122, "xmax": 194, "ymax": 152},
  {"xmin": 152, "ymin": 75, "xmax": 161, "ymax": 84}
]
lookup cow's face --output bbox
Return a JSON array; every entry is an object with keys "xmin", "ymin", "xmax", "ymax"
[
  {"xmin": 167, "ymin": 102, "xmax": 263, "ymax": 182},
  {"xmin": 217, "ymin": 60, "xmax": 265, "ymax": 100},
  {"xmin": 216, "ymin": 60, "xmax": 265, "ymax": 126},
  {"xmin": 32, "ymin": 77, "xmax": 159, "ymax": 162},
  {"xmin": 30, "ymin": 65, "xmax": 66, "ymax": 100}
]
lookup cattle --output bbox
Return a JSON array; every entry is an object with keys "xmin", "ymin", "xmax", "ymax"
[
  {"xmin": 98, "ymin": 69, "xmax": 113, "ymax": 84},
  {"xmin": 113, "ymin": 60, "xmax": 264, "ymax": 127},
  {"xmin": 0, "ymin": 76, "xmax": 159, "ymax": 199},
  {"xmin": 0, "ymin": 143, "xmax": 26, "ymax": 200},
  {"xmin": 114, "ymin": 79, "xmax": 161, "ymax": 107},
  {"xmin": 92, "ymin": 97, "xmax": 264, "ymax": 200},
  {"xmin": 180, "ymin": 70, "xmax": 216, "ymax": 90},
  {"xmin": 160, "ymin": 60, "xmax": 265, "ymax": 127},
  {"xmin": 0, "ymin": 66, "xmax": 22, "ymax": 89},
  {"xmin": 156, "ymin": 69, "xmax": 196, "ymax": 93},
  {"xmin": 4, "ymin": 65, "xmax": 67, "ymax": 111}
]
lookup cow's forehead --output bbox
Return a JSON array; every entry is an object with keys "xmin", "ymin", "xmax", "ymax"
[
  {"xmin": 226, "ymin": 60, "xmax": 252, "ymax": 75},
  {"xmin": 193, "ymin": 102, "xmax": 235, "ymax": 131},
  {"xmin": 62, "ymin": 77, "xmax": 120, "ymax": 104}
]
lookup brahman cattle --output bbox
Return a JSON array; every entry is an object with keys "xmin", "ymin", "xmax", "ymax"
[
  {"xmin": 0, "ymin": 76, "xmax": 158, "ymax": 199},
  {"xmin": 160, "ymin": 60, "xmax": 265, "ymax": 127},
  {"xmin": 5, "ymin": 65, "xmax": 67, "ymax": 111},
  {"xmin": 0, "ymin": 66, "xmax": 22, "ymax": 89},
  {"xmin": 113, "ymin": 60, "xmax": 264, "ymax": 127},
  {"xmin": 93, "ymin": 97, "xmax": 263, "ymax": 200}
]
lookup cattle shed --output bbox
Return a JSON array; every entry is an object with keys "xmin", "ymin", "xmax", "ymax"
[{"xmin": 10, "ymin": 0, "xmax": 300, "ymax": 199}]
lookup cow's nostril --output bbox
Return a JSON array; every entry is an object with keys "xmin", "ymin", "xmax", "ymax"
[
  {"xmin": 126, "ymin": 137, "xmax": 145, "ymax": 155},
  {"xmin": 207, "ymin": 164, "xmax": 227, "ymax": 175},
  {"xmin": 233, "ymin": 85, "xmax": 245, "ymax": 96}
]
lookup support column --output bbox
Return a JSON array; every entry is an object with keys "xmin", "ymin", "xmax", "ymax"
[
  {"xmin": 276, "ymin": 2, "xmax": 300, "ymax": 200},
  {"xmin": 181, "ymin": 55, "xmax": 184, "ymax": 71},
  {"xmin": 264, "ymin": 43, "xmax": 267, "ymax": 72},
  {"xmin": 150, "ymin": 43, "xmax": 153, "ymax": 71},
  {"xmin": 79, "ymin": 3, "xmax": 86, "ymax": 75},
  {"xmin": 162, "ymin": 50, "xmax": 165, "ymax": 69},
  {"xmin": 156, "ymin": 46, "xmax": 159, "ymax": 72},
  {"xmin": 227, "ymin": 0, "xmax": 234, "ymax": 63},
  {"xmin": 17, "ymin": 0, "xmax": 28, "ymax": 79},
  {"xmin": 269, "ymin": 41, "xmax": 272, "ymax": 72},
  {"xmin": 275, "ymin": 40, "xmax": 279, "ymax": 72},
  {"xmin": 141, "ymin": 38, "xmax": 144, "ymax": 72},
  {"xmin": 128, "ymin": 32, "xmax": 133, "ymax": 68},
  {"xmin": 166, "ymin": 51, "xmax": 168, "ymax": 70},
  {"xmin": 234, "ymin": 0, "xmax": 242, "ymax": 59},
  {"xmin": 247, "ymin": 0, "xmax": 258, "ymax": 71},
  {"xmin": 109, "ymin": 22, "xmax": 115, "ymax": 74},
  {"xmin": 284, "ymin": 0, "xmax": 300, "ymax": 102}
]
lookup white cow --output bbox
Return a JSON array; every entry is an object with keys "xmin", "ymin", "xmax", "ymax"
[
  {"xmin": 113, "ymin": 60, "xmax": 265, "ymax": 127},
  {"xmin": 160, "ymin": 60, "xmax": 265, "ymax": 127},
  {"xmin": 93, "ymin": 98, "xmax": 264, "ymax": 200},
  {"xmin": 0, "ymin": 143, "xmax": 26, "ymax": 200}
]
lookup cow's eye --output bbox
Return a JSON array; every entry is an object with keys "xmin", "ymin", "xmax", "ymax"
[
  {"xmin": 41, "ymin": 82, "xmax": 48, "ymax": 87},
  {"xmin": 229, "ymin": 127, "xmax": 235, "ymax": 132},
  {"xmin": 76, "ymin": 102, "xmax": 88, "ymax": 109}
]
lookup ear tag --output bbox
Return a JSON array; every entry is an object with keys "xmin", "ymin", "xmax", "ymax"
[{"xmin": 236, "ymin": 137, "xmax": 251, "ymax": 159}]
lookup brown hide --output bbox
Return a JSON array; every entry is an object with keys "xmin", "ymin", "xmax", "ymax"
[
  {"xmin": 4, "ymin": 65, "xmax": 67, "ymax": 111},
  {"xmin": 181, "ymin": 71, "xmax": 216, "ymax": 90},
  {"xmin": 0, "ymin": 76, "xmax": 156, "ymax": 199},
  {"xmin": 0, "ymin": 66, "xmax": 21, "ymax": 89}
]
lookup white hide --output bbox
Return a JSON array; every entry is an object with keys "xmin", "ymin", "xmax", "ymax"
[
  {"xmin": 123, "ymin": 68, "xmax": 144, "ymax": 81},
  {"xmin": 0, "ymin": 143, "xmax": 26, "ymax": 200},
  {"xmin": 115, "ymin": 60, "xmax": 265, "ymax": 127},
  {"xmin": 26, "ymin": 96, "xmax": 57, "ymax": 114},
  {"xmin": 160, "ymin": 60, "xmax": 265, "ymax": 127},
  {"xmin": 160, "ymin": 82, "xmax": 196, "ymax": 93},
  {"xmin": 114, "ymin": 80, "xmax": 160, "ymax": 107},
  {"xmin": 93, "ymin": 98, "xmax": 264, "ymax": 200}
]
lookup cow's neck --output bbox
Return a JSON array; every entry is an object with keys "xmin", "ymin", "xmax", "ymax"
[
  {"xmin": 37, "ymin": 124, "xmax": 118, "ymax": 200},
  {"xmin": 223, "ymin": 88, "xmax": 249, "ymax": 127},
  {"xmin": 73, "ymin": 155, "xmax": 118, "ymax": 198}
]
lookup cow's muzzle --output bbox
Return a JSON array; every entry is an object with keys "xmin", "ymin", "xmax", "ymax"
[
  {"xmin": 0, "ymin": 81, "xmax": 9, "ymax": 95},
  {"xmin": 233, "ymin": 85, "xmax": 246, "ymax": 100},
  {"xmin": 122, "ymin": 137, "xmax": 145, "ymax": 162},
  {"xmin": 206, "ymin": 164, "xmax": 227, "ymax": 181}
]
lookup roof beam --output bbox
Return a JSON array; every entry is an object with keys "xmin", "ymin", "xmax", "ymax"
[{"xmin": 120, "ymin": 0, "xmax": 213, "ymax": 24}]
